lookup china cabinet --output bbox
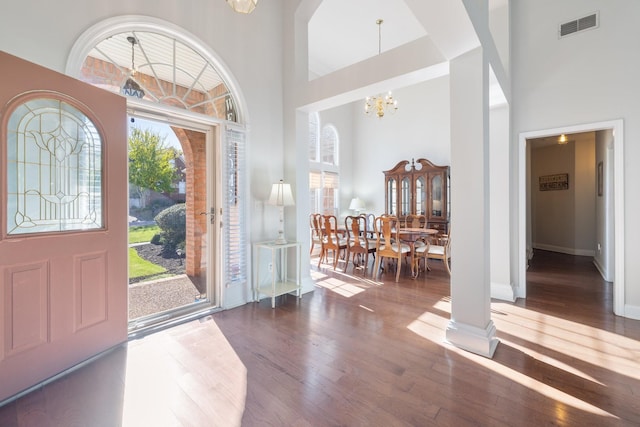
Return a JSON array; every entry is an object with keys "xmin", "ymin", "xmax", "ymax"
[{"xmin": 383, "ymin": 158, "xmax": 449, "ymax": 233}]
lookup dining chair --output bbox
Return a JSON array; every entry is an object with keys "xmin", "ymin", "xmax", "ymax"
[
  {"xmin": 403, "ymin": 214, "xmax": 428, "ymax": 249},
  {"xmin": 309, "ymin": 213, "xmax": 323, "ymax": 256},
  {"xmin": 373, "ymin": 215, "xmax": 411, "ymax": 282},
  {"xmin": 319, "ymin": 214, "xmax": 347, "ymax": 270},
  {"xmin": 344, "ymin": 215, "xmax": 377, "ymax": 275},
  {"xmin": 404, "ymin": 214, "xmax": 426, "ymax": 229},
  {"xmin": 416, "ymin": 226, "xmax": 451, "ymax": 275}
]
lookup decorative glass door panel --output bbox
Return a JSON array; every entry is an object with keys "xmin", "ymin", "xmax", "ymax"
[
  {"xmin": 387, "ymin": 178, "xmax": 396, "ymax": 215},
  {"xmin": 415, "ymin": 176, "xmax": 426, "ymax": 215},
  {"xmin": 431, "ymin": 174, "xmax": 443, "ymax": 217},
  {"xmin": 7, "ymin": 99, "xmax": 102, "ymax": 235},
  {"xmin": 401, "ymin": 177, "xmax": 411, "ymax": 216}
]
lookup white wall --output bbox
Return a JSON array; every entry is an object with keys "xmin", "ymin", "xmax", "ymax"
[
  {"xmin": 594, "ymin": 129, "xmax": 614, "ymax": 281},
  {"xmin": 490, "ymin": 104, "xmax": 512, "ymax": 299},
  {"xmin": 512, "ymin": 0, "xmax": 640, "ymax": 315},
  {"xmin": 350, "ymin": 76, "xmax": 451, "ymax": 216},
  {"xmin": 532, "ymin": 143, "xmax": 580, "ymax": 254}
]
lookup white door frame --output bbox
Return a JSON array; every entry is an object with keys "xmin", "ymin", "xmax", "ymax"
[
  {"xmin": 125, "ymin": 103, "xmax": 223, "ymax": 334},
  {"xmin": 518, "ymin": 119, "xmax": 624, "ymax": 316}
]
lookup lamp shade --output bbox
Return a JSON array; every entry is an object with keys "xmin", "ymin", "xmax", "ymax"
[
  {"xmin": 349, "ymin": 197, "xmax": 366, "ymax": 211},
  {"xmin": 268, "ymin": 180, "xmax": 295, "ymax": 206}
]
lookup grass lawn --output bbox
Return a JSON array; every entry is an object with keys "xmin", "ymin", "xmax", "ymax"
[
  {"xmin": 129, "ymin": 247, "xmax": 167, "ymax": 280},
  {"xmin": 129, "ymin": 224, "xmax": 160, "ymax": 244}
]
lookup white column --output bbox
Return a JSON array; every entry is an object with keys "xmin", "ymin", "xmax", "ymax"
[
  {"xmin": 489, "ymin": 104, "xmax": 515, "ymax": 301},
  {"xmin": 446, "ymin": 47, "xmax": 498, "ymax": 358}
]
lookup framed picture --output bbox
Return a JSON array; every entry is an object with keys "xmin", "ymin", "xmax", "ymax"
[
  {"xmin": 598, "ymin": 161, "xmax": 603, "ymax": 197},
  {"xmin": 539, "ymin": 173, "xmax": 569, "ymax": 191}
]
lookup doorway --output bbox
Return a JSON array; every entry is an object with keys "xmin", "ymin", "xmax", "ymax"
[
  {"xmin": 518, "ymin": 119, "xmax": 625, "ymax": 316},
  {"xmin": 127, "ymin": 113, "xmax": 218, "ymax": 334}
]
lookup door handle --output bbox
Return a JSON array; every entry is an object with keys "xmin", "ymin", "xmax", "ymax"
[{"xmin": 199, "ymin": 208, "xmax": 215, "ymax": 224}]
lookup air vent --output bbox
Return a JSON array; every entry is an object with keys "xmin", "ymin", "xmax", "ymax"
[{"xmin": 559, "ymin": 12, "xmax": 599, "ymax": 38}]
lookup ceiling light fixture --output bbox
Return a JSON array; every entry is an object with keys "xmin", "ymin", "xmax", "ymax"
[
  {"xmin": 121, "ymin": 36, "xmax": 145, "ymax": 99},
  {"xmin": 364, "ymin": 19, "xmax": 398, "ymax": 118},
  {"xmin": 226, "ymin": 0, "xmax": 258, "ymax": 14},
  {"xmin": 558, "ymin": 134, "xmax": 569, "ymax": 144}
]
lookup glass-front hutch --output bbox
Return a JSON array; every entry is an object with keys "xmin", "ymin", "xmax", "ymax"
[{"xmin": 384, "ymin": 158, "xmax": 449, "ymax": 233}]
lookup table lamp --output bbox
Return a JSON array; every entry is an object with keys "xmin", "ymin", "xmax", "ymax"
[
  {"xmin": 349, "ymin": 197, "xmax": 366, "ymax": 215},
  {"xmin": 268, "ymin": 179, "xmax": 295, "ymax": 244}
]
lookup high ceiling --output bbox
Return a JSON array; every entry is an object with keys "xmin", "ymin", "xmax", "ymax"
[
  {"xmin": 83, "ymin": 0, "xmax": 508, "ymax": 107},
  {"xmin": 308, "ymin": 0, "xmax": 427, "ymax": 77},
  {"xmin": 308, "ymin": 0, "xmax": 508, "ymax": 78}
]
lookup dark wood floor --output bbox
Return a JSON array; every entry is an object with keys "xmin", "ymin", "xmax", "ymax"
[{"xmin": 1, "ymin": 250, "xmax": 639, "ymax": 426}]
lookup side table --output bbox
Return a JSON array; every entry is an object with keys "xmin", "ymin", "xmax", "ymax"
[{"xmin": 252, "ymin": 241, "xmax": 301, "ymax": 308}]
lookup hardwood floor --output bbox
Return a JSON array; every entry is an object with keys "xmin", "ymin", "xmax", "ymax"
[{"xmin": 1, "ymin": 250, "xmax": 639, "ymax": 426}]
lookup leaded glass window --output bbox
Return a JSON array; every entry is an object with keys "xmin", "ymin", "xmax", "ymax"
[{"xmin": 6, "ymin": 98, "xmax": 103, "ymax": 235}]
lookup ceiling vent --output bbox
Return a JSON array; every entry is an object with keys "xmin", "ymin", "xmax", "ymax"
[{"xmin": 559, "ymin": 12, "xmax": 599, "ymax": 38}]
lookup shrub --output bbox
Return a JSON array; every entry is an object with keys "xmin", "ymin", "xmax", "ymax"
[
  {"xmin": 154, "ymin": 203, "xmax": 186, "ymax": 254},
  {"xmin": 150, "ymin": 233, "xmax": 163, "ymax": 245}
]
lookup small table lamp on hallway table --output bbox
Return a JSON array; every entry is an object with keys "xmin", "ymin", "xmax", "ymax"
[{"xmin": 268, "ymin": 179, "xmax": 295, "ymax": 244}]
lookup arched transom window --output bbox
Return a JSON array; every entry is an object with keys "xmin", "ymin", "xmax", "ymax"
[{"xmin": 81, "ymin": 31, "xmax": 238, "ymax": 121}]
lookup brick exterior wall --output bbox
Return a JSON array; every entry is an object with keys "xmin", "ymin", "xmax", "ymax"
[{"xmin": 172, "ymin": 127, "xmax": 208, "ymax": 293}]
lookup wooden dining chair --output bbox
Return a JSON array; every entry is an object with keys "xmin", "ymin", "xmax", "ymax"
[
  {"xmin": 373, "ymin": 215, "xmax": 411, "ymax": 282},
  {"xmin": 404, "ymin": 214, "xmax": 426, "ymax": 229},
  {"xmin": 309, "ymin": 213, "xmax": 323, "ymax": 256},
  {"xmin": 404, "ymin": 214, "xmax": 427, "ymax": 249},
  {"xmin": 344, "ymin": 215, "xmax": 377, "ymax": 275},
  {"xmin": 416, "ymin": 226, "xmax": 451, "ymax": 275},
  {"xmin": 319, "ymin": 214, "xmax": 347, "ymax": 270}
]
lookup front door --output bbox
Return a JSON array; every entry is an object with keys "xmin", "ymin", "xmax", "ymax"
[{"xmin": 0, "ymin": 51, "xmax": 127, "ymax": 402}]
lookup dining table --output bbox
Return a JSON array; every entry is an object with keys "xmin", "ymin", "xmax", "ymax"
[{"xmin": 398, "ymin": 227, "xmax": 439, "ymax": 278}]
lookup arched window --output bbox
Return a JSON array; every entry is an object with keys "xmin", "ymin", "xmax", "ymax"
[
  {"xmin": 81, "ymin": 31, "xmax": 238, "ymax": 121},
  {"xmin": 6, "ymin": 97, "xmax": 103, "ymax": 235},
  {"xmin": 309, "ymin": 119, "xmax": 340, "ymax": 216}
]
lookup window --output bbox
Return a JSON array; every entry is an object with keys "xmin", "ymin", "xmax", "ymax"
[
  {"xmin": 224, "ymin": 127, "xmax": 247, "ymax": 285},
  {"xmin": 309, "ymin": 116, "xmax": 339, "ymax": 215},
  {"xmin": 309, "ymin": 112, "xmax": 319, "ymax": 162},
  {"xmin": 6, "ymin": 98, "xmax": 103, "ymax": 235}
]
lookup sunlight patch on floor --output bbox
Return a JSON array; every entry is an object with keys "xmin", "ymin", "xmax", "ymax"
[
  {"xmin": 406, "ymin": 300, "xmax": 630, "ymax": 421},
  {"xmin": 448, "ymin": 342, "xmax": 619, "ymax": 420},
  {"xmin": 315, "ymin": 276, "xmax": 365, "ymax": 297},
  {"xmin": 492, "ymin": 301, "xmax": 640, "ymax": 380},
  {"xmin": 122, "ymin": 317, "xmax": 247, "ymax": 426}
]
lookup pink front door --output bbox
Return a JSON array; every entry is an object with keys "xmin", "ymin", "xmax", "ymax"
[{"xmin": 0, "ymin": 51, "xmax": 128, "ymax": 402}]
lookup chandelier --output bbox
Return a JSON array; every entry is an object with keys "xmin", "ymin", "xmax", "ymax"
[
  {"xmin": 226, "ymin": 0, "xmax": 258, "ymax": 14},
  {"xmin": 121, "ymin": 36, "xmax": 145, "ymax": 99},
  {"xmin": 364, "ymin": 19, "xmax": 398, "ymax": 118}
]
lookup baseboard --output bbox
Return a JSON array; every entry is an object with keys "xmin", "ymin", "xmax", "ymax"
[
  {"xmin": 533, "ymin": 243, "xmax": 595, "ymax": 257},
  {"xmin": 624, "ymin": 304, "xmax": 640, "ymax": 320},
  {"xmin": 301, "ymin": 276, "xmax": 316, "ymax": 294},
  {"xmin": 491, "ymin": 281, "xmax": 516, "ymax": 302},
  {"xmin": 592, "ymin": 258, "xmax": 612, "ymax": 282}
]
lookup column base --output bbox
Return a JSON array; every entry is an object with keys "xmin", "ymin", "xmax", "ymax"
[{"xmin": 446, "ymin": 319, "xmax": 499, "ymax": 358}]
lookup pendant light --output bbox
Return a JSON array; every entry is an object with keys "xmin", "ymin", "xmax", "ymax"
[{"xmin": 121, "ymin": 36, "xmax": 145, "ymax": 99}]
